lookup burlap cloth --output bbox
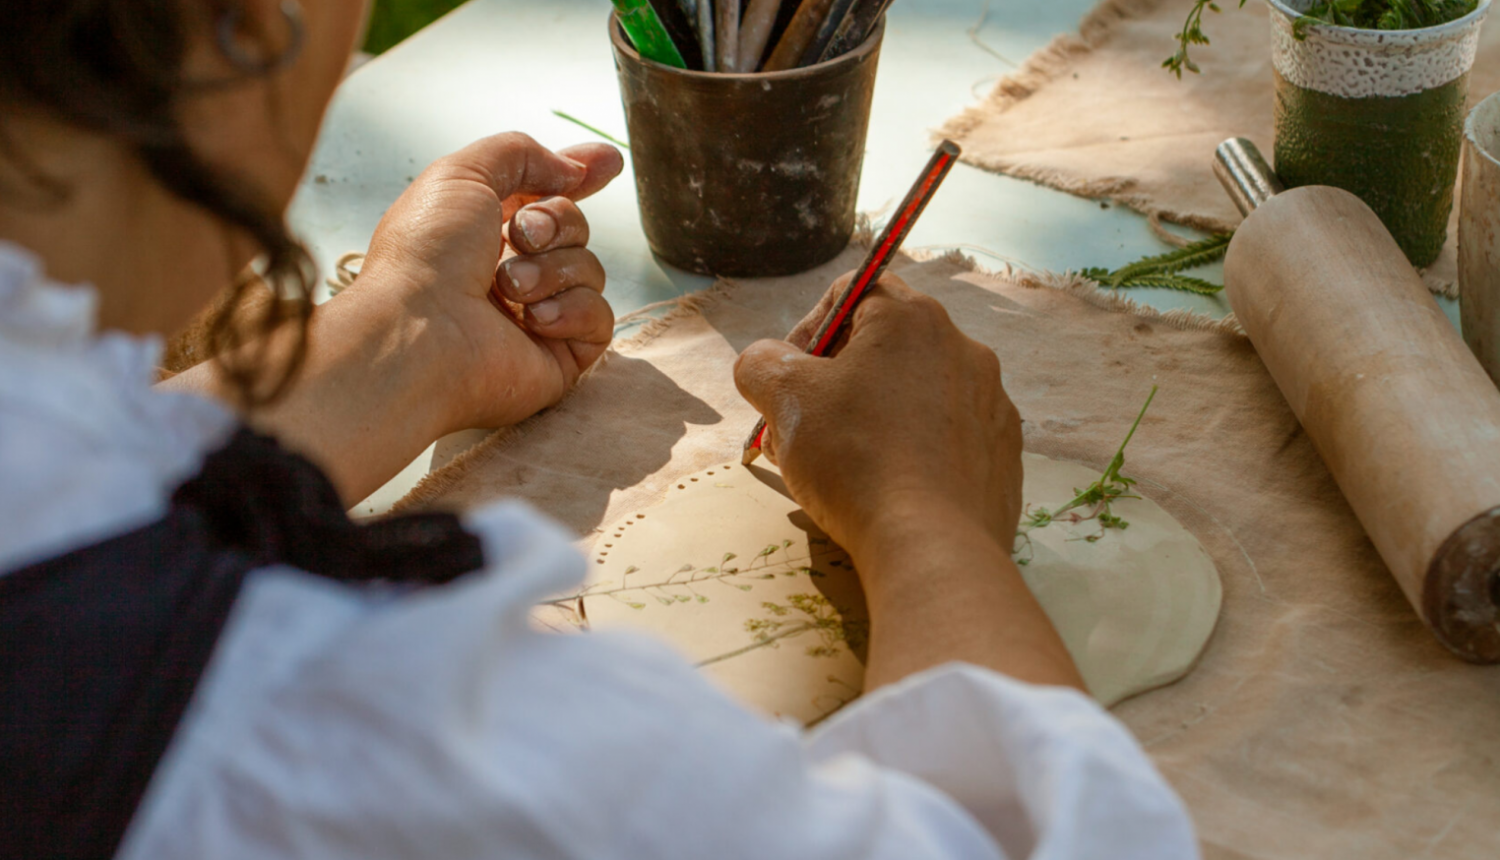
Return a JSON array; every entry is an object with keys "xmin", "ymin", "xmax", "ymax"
[
  {"xmin": 397, "ymin": 247, "xmax": 1500, "ymax": 858},
  {"xmin": 938, "ymin": 0, "xmax": 1500, "ymax": 295}
]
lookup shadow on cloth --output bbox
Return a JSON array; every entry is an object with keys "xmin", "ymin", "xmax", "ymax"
[{"xmin": 395, "ymin": 355, "xmax": 722, "ymax": 535}]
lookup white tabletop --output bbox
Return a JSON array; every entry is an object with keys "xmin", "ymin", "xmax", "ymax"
[{"xmin": 288, "ymin": 0, "xmax": 1453, "ymax": 514}]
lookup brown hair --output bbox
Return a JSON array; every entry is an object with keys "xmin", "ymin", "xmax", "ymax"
[{"xmin": 0, "ymin": 0, "xmax": 312, "ymax": 406}]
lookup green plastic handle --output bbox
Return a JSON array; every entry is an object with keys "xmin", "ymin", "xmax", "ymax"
[{"xmin": 612, "ymin": 0, "xmax": 688, "ymax": 68}]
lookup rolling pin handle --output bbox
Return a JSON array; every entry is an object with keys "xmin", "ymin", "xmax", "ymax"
[{"xmin": 1214, "ymin": 138, "xmax": 1286, "ymax": 217}]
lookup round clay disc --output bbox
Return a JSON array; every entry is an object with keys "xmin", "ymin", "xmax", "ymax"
[
  {"xmin": 1013, "ymin": 453, "xmax": 1223, "ymax": 705},
  {"xmin": 583, "ymin": 454, "xmax": 1221, "ymax": 722}
]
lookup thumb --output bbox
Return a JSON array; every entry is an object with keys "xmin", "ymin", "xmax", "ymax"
[
  {"xmin": 501, "ymin": 143, "xmax": 625, "ymax": 223},
  {"xmin": 553, "ymin": 143, "xmax": 625, "ymax": 202},
  {"xmin": 734, "ymin": 339, "xmax": 814, "ymax": 417},
  {"xmin": 442, "ymin": 133, "xmax": 589, "ymax": 207}
]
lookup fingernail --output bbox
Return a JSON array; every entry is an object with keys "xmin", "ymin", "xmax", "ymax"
[
  {"xmin": 530, "ymin": 298, "xmax": 561, "ymax": 325},
  {"xmin": 504, "ymin": 260, "xmax": 541, "ymax": 296},
  {"xmin": 515, "ymin": 209, "xmax": 557, "ymax": 248}
]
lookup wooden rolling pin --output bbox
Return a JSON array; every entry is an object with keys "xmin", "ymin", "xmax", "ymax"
[{"xmin": 1216, "ymin": 138, "xmax": 1500, "ymax": 663}]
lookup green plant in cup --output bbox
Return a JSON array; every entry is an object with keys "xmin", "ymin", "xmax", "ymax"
[
  {"xmin": 1165, "ymin": 0, "xmax": 1479, "ymax": 76},
  {"xmin": 1164, "ymin": 0, "xmax": 1489, "ymax": 269}
]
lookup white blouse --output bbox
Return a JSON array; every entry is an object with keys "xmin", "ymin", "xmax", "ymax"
[{"xmin": 0, "ymin": 242, "xmax": 1200, "ymax": 860}]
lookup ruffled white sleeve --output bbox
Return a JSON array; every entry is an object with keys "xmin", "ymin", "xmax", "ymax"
[{"xmin": 118, "ymin": 501, "xmax": 1199, "ymax": 860}]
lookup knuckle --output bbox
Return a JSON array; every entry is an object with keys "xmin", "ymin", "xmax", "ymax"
[
  {"xmin": 575, "ymin": 246, "xmax": 605, "ymax": 271},
  {"xmin": 852, "ymin": 297, "xmax": 896, "ymax": 329},
  {"xmin": 592, "ymin": 294, "xmax": 616, "ymax": 330},
  {"xmin": 540, "ymin": 196, "xmax": 584, "ymax": 223},
  {"xmin": 1002, "ymin": 398, "xmax": 1023, "ymax": 432},
  {"xmin": 426, "ymin": 153, "xmax": 470, "ymax": 181},
  {"xmin": 876, "ymin": 285, "xmax": 943, "ymax": 323},
  {"xmin": 494, "ymin": 130, "xmax": 539, "ymax": 150},
  {"xmin": 737, "ymin": 342, "xmax": 804, "ymax": 390},
  {"xmin": 974, "ymin": 342, "xmax": 1002, "ymax": 377},
  {"xmin": 733, "ymin": 341, "xmax": 776, "ymax": 378},
  {"xmin": 908, "ymin": 291, "xmax": 947, "ymax": 320}
]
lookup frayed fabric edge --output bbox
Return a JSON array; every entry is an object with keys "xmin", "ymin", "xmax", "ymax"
[
  {"xmin": 393, "ymin": 243, "xmax": 1245, "ymax": 513},
  {"xmin": 935, "ymin": 0, "xmax": 1166, "ymax": 142},
  {"xmin": 933, "ymin": 0, "xmax": 1459, "ymax": 298},
  {"xmin": 903, "ymin": 246, "xmax": 1247, "ymax": 338}
]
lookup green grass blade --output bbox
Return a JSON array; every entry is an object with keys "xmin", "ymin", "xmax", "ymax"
[{"xmin": 552, "ymin": 110, "xmax": 631, "ymax": 150}]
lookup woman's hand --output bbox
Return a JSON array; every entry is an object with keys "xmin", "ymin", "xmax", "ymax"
[
  {"xmin": 352, "ymin": 133, "xmax": 624, "ymax": 432},
  {"xmin": 733, "ymin": 274, "xmax": 1083, "ymax": 693},
  {"xmin": 167, "ymin": 134, "xmax": 625, "ymax": 506},
  {"xmin": 733, "ymin": 273, "xmax": 1025, "ymax": 560}
]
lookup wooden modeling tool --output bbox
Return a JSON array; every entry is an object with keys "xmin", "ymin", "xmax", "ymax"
[
  {"xmin": 741, "ymin": 140, "xmax": 962, "ymax": 465},
  {"xmin": 1216, "ymin": 137, "xmax": 1500, "ymax": 663},
  {"xmin": 763, "ymin": 0, "xmax": 837, "ymax": 72},
  {"xmin": 697, "ymin": 0, "xmax": 717, "ymax": 72},
  {"xmin": 716, "ymin": 0, "xmax": 741, "ymax": 72},
  {"xmin": 769, "ymin": 0, "xmax": 800, "ymax": 49},
  {"xmin": 801, "ymin": 0, "xmax": 858, "ymax": 66},
  {"xmin": 737, "ymin": 0, "xmax": 783, "ymax": 72},
  {"xmin": 817, "ymin": 0, "xmax": 894, "ymax": 63},
  {"xmin": 612, "ymin": 0, "xmax": 688, "ymax": 68}
]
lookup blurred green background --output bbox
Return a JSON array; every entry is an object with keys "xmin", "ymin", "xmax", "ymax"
[{"xmin": 364, "ymin": 0, "xmax": 468, "ymax": 54}]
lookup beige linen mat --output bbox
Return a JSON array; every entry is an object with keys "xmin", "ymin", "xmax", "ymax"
[
  {"xmin": 938, "ymin": 0, "xmax": 1500, "ymax": 294},
  {"xmin": 398, "ymin": 248, "xmax": 1500, "ymax": 859}
]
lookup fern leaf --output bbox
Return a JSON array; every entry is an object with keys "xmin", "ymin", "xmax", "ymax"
[
  {"xmin": 1116, "ymin": 273, "xmax": 1224, "ymax": 295},
  {"xmin": 1106, "ymin": 232, "xmax": 1231, "ymax": 285}
]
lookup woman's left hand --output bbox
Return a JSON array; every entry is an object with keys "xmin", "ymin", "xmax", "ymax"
[{"xmin": 353, "ymin": 133, "xmax": 624, "ymax": 431}]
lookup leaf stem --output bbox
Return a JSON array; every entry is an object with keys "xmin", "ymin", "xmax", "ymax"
[
  {"xmin": 696, "ymin": 622, "xmax": 818, "ymax": 667},
  {"xmin": 551, "ymin": 110, "xmax": 631, "ymax": 150}
]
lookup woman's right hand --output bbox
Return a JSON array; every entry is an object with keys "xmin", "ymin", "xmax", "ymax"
[
  {"xmin": 734, "ymin": 274, "xmax": 1083, "ymax": 693},
  {"xmin": 732, "ymin": 273, "xmax": 1025, "ymax": 564}
]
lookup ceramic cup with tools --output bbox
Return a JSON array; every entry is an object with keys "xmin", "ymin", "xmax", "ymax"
[{"xmin": 610, "ymin": 13, "xmax": 882, "ymax": 277}]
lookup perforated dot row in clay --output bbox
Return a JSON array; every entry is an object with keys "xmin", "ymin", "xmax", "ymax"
[{"xmin": 595, "ymin": 465, "xmax": 738, "ymax": 564}]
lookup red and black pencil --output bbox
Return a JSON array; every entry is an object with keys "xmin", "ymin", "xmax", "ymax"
[{"xmin": 741, "ymin": 139, "xmax": 962, "ymax": 465}]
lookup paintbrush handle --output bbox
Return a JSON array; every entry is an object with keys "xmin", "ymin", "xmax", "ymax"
[
  {"xmin": 650, "ymin": 0, "xmax": 706, "ymax": 70},
  {"xmin": 801, "ymin": 0, "xmax": 858, "ymax": 66},
  {"xmin": 698, "ymin": 0, "xmax": 717, "ymax": 71},
  {"xmin": 736, "ymin": 0, "xmax": 784, "ymax": 72},
  {"xmin": 762, "ymin": 0, "xmax": 837, "ymax": 72},
  {"xmin": 715, "ymin": 0, "xmax": 741, "ymax": 72},
  {"xmin": 818, "ymin": 0, "xmax": 894, "ymax": 63},
  {"xmin": 613, "ymin": 0, "xmax": 688, "ymax": 68},
  {"xmin": 742, "ymin": 141, "xmax": 962, "ymax": 464}
]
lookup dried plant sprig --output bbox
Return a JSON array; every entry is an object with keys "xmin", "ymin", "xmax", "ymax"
[
  {"xmin": 1164, "ymin": 0, "xmax": 1247, "ymax": 78},
  {"xmin": 1014, "ymin": 386, "xmax": 1160, "ymax": 562},
  {"xmin": 1113, "ymin": 272, "xmax": 1224, "ymax": 296},
  {"xmin": 1105, "ymin": 233, "xmax": 1232, "ymax": 285},
  {"xmin": 1051, "ymin": 385, "xmax": 1157, "ymax": 530},
  {"xmin": 1082, "ymin": 232, "xmax": 1231, "ymax": 295}
]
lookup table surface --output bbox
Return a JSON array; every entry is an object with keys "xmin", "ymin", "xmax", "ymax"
[{"xmin": 290, "ymin": 0, "xmax": 1459, "ymax": 514}]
